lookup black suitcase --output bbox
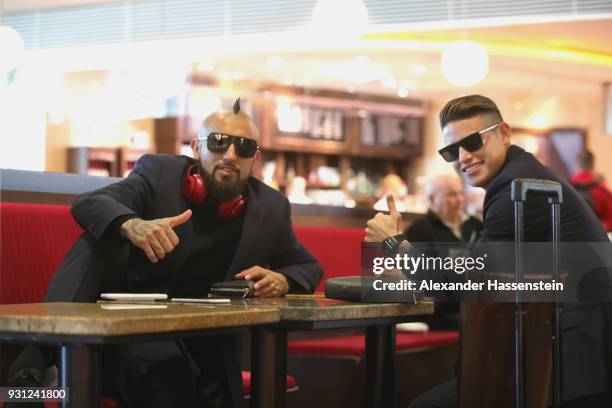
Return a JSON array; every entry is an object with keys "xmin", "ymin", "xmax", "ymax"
[{"xmin": 511, "ymin": 178, "xmax": 563, "ymax": 408}]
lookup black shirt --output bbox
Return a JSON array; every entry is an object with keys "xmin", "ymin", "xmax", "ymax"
[{"xmin": 171, "ymin": 197, "xmax": 245, "ymax": 297}]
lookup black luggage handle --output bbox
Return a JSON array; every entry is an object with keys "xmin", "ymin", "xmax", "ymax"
[
  {"xmin": 511, "ymin": 177, "xmax": 563, "ymax": 408},
  {"xmin": 511, "ymin": 178, "xmax": 563, "ymax": 203}
]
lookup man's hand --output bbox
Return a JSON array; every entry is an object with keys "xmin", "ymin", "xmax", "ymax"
[
  {"xmin": 235, "ymin": 266, "xmax": 289, "ymax": 297},
  {"xmin": 365, "ymin": 195, "xmax": 405, "ymax": 242},
  {"xmin": 121, "ymin": 210, "xmax": 192, "ymax": 263}
]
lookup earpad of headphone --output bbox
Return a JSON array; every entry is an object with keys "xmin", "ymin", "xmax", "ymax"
[
  {"xmin": 217, "ymin": 195, "xmax": 247, "ymax": 219},
  {"xmin": 183, "ymin": 165, "xmax": 207, "ymax": 204}
]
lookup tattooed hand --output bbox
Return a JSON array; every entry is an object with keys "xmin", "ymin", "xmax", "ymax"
[
  {"xmin": 235, "ymin": 266, "xmax": 289, "ymax": 297},
  {"xmin": 121, "ymin": 210, "xmax": 192, "ymax": 263}
]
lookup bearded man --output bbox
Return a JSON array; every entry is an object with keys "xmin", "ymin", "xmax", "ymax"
[{"xmin": 7, "ymin": 99, "xmax": 322, "ymax": 408}]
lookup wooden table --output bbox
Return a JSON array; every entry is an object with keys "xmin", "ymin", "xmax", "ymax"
[
  {"xmin": 212, "ymin": 296, "xmax": 435, "ymax": 408},
  {"xmin": 0, "ymin": 302, "xmax": 280, "ymax": 408}
]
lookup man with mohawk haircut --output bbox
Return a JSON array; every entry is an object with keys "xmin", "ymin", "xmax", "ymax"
[{"xmin": 7, "ymin": 98, "xmax": 322, "ymax": 408}]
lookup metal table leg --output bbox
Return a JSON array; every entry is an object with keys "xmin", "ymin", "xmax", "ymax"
[
  {"xmin": 251, "ymin": 328, "xmax": 287, "ymax": 408},
  {"xmin": 365, "ymin": 324, "xmax": 396, "ymax": 408},
  {"xmin": 58, "ymin": 344, "xmax": 100, "ymax": 408}
]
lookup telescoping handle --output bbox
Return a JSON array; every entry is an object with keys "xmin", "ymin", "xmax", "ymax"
[
  {"xmin": 510, "ymin": 178, "xmax": 563, "ymax": 408},
  {"xmin": 511, "ymin": 178, "xmax": 563, "ymax": 204}
]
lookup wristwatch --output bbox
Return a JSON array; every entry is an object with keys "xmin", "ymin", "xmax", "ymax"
[{"xmin": 381, "ymin": 234, "xmax": 407, "ymax": 257}]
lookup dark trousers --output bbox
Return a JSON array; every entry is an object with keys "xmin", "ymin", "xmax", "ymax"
[
  {"xmin": 104, "ymin": 336, "xmax": 243, "ymax": 408},
  {"xmin": 9, "ymin": 234, "xmax": 243, "ymax": 408}
]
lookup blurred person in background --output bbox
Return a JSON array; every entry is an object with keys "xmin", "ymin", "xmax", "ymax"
[
  {"xmin": 373, "ymin": 173, "xmax": 410, "ymax": 212},
  {"xmin": 572, "ymin": 149, "xmax": 612, "ymax": 232},
  {"xmin": 405, "ymin": 174, "xmax": 482, "ymax": 244},
  {"xmin": 403, "ymin": 174, "xmax": 483, "ymax": 331}
]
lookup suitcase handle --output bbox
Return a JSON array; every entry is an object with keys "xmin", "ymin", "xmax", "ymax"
[{"xmin": 511, "ymin": 178, "xmax": 563, "ymax": 203}]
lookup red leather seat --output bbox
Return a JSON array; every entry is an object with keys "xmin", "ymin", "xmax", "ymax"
[
  {"xmin": 293, "ymin": 226, "xmax": 365, "ymax": 292},
  {"xmin": 0, "ymin": 203, "xmax": 82, "ymax": 304},
  {"xmin": 288, "ymin": 331, "xmax": 459, "ymax": 356},
  {"xmin": 241, "ymin": 370, "xmax": 298, "ymax": 397}
]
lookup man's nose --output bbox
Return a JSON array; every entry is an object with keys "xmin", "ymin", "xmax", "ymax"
[
  {"xmin": 223, "ymin": 143, "xmax": 238, "ymax": 160},
  {"xmin": 458, "ymin": 146, "xmax": 473, "ymax": 163}
]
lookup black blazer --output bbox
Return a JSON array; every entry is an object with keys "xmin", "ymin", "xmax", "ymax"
[
  {"xmin": 480, "ymin": 145, "xmax": 611, "ymax": 401},
  {"xmin": 47, "ymin": 154, "xmax": 322, "ymax": 299}
]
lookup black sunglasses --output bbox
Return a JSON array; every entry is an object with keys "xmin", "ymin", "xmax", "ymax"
[
  {"xmin": 205, "ymin": 132, "xmax": 259, "ymax": 158},
  {"xmin": 438, "ymin": 122, "xmax": 501, "ymax": 162}
]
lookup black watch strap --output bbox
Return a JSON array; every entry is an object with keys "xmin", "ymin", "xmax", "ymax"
[{"xmin": 381, "ymin": 234, "xmax": 406, "ymax": 257}]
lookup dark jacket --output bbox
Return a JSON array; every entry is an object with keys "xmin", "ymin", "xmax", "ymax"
[
  {"xmin": 47, "ymin": 154, "xmax": 323, "ymax": 299},
  {"xmin": 44, "ymin": 154, "xmax": 323, "ymax": 408},
  {"xmin": 405, "ymin": 211, "xmax": 483, "ymax": 244},
  {"xmin": 481, "ymin": 145, "xmax": 611, "ymax": 401}
]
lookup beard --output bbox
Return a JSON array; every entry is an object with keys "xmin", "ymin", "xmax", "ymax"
[{"xmin": 202, "ymin": 166, "xmax": 248, "ymax": 201}]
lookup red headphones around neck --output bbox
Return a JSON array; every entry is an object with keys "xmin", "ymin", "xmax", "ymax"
[{"xmin": 182, "ymin": 164, "xmax": 246, "ymax": 219}]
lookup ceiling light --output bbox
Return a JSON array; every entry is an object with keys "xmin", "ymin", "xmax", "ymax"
[
  {"xmin": 0, "ymin": 26, "xmax": 25, "ymax": 74},
  {"xmin": 311, "ymin": 0, "xmax": 369, "ymax": 40},
  {"xmin": 440, "ymin": 40, "xmax": 489, "ymax": 87}
]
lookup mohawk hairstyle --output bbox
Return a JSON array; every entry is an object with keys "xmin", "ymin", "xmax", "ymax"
[{"xmin": 233, "ymin": 97, "xmax": 241, "ymax": 114}]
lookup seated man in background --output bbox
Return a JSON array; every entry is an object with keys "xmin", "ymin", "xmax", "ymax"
[
  {"xmin": 404, "ymin": 174, "xmax": 483, "ymax": 330},
  {"xmin": 8, "ymin": 99, "xmax": 322, "ymax": 408},
  {"xmin": 405, "ymin": 174, "xmax": 482, "ymax": 244},
  {"xmin": 366, "ymin": 95, "xmax": 611, "ymax": 407},
  {"xmin": 571, "ymin": 149, "xmax": 612, "ymax": 232}
]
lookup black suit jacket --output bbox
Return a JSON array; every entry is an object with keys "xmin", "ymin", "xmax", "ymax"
[
  {"xmin": 480, "ymin": 145, "xmax": 611, "ymax": 400},
  {"xmin": 47, "ymin": 154, "xmax": 322, "ymax": 299}
]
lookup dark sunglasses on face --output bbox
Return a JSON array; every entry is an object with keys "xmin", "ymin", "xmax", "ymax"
[
  {"xmin": 438, "ymin": 122, "xmax": 501, "ymax": 162},
  {"xmin": 206, "ymin": 132, "xmax": 259, "ymax": 158}
]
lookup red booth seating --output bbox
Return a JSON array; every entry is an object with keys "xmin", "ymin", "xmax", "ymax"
[
  {"xmin": 292, "ymin": 226, "xmax": 365, "ymax": 292},
  {"xmin": 1, "ymin": 202, "xmax": 458, "ymax": 407},
  {"xmin": 0, "ymin": 202, "xmax": 296, "ymax": 406},
  {"xmin": 288, "ymin": 331, "xmax": 459, "ymax": 357},
  {"xmin": 0, "ymin": 203, "xmax": 82, "ymax": 304}
]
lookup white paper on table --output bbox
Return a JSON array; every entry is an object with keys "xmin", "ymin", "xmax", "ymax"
[{"xmin": 100, "ymin": 293, "xmax": 168, "ymax": 301}]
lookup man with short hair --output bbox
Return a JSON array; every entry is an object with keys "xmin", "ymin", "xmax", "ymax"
[
  {"xmin": 366, "ymin": 95, "xmax": 611, "ymax": 407},
  {"xmin": 8, "ymin": 99, "xmax": 323, "ymax": 408},
  {"xmin": 571, "ymin": 149, "xmax": 612, "ymax": 232}
]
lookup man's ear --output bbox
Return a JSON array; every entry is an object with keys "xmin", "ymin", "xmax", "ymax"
[
  {"xmin": 190, "ymin": 139, "xmax": 200, "ymax": 159},
  {"xmin": 499, "ymin": 122, "xmax": 512, "ymax": 147}
]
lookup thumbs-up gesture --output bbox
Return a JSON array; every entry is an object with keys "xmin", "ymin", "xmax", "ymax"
[
  {"xmin": 365, "ymin": 195, "xmax": 405, "ymax": 242},
  {"xmin": 121, "ymin": 210, "xmax": 192, "ymax": 263}
]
